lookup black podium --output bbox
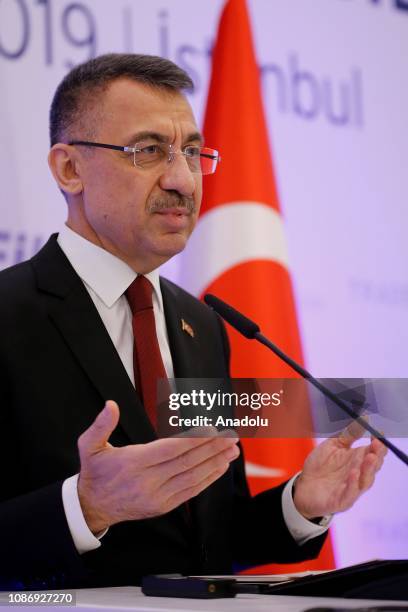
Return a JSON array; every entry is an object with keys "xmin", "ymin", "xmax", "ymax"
[{"xmin": 266, "ymin": 559, "xmax": 408, "ymax": 600}]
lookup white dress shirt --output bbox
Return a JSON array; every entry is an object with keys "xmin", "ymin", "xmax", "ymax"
[{"xmin": 57, "ymin": 225, "xmax": 330, "ymax": 554}]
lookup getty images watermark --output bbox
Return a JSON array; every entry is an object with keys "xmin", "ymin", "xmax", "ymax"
[
  {"xmin": 168, "ymin": 388, "xmax": 283, "ymax": 428},
  {"xmin": 155, "ymin": 378, "xmax": 408, "ymax": 438}
]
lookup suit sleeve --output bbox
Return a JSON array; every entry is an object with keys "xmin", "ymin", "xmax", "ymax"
[
  {"xmin": 0, "ymin": 366, "xmax": 86, "ymax": 589},
  {"xmin": 0, "ymin": 484, "xmax": 87, "ymax": 589}
]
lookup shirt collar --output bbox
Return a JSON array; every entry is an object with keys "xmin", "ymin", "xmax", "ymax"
[{"xmin": 57, "ymin": 224, "xmax": 163, "ymax": 310}]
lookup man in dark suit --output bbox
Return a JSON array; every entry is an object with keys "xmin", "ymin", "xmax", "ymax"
[{"xmin": 0, "ymin": 54, "xmax": 386, "ymax": 589}]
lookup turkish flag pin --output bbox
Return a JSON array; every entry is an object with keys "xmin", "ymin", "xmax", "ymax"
[{"xmin": 181, "ymin": 318, "xmax": 195, "ymax": 338}]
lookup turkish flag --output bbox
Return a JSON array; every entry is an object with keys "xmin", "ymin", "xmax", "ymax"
[{"xmin": 181, "ymin": 0, "xmax": 335, "ymax": 572}]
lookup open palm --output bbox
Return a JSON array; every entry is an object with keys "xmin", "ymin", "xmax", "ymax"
[{"xmin": 293, "ymin": 425, "xmax": 387, "ymax": 520}]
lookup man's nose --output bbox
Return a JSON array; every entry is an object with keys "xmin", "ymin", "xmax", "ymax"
[{"xmin": 158, "ymin": 153, "xmax": 196, "ymax": 197}]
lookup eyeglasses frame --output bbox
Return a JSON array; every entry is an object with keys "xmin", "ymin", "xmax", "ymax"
[{"xmin": 68, "ymin": 140, "xmax": 221, "ymax": 174}]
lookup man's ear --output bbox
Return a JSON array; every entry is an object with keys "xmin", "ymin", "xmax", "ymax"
[{"xmin": 48, "ymin": 144, "xmax": 83, "ymax": 195}]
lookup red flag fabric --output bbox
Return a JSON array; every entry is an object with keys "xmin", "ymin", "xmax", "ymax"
[{"xmin": 181, "ymin": 0, "xmax": 335, "ymax": 571}]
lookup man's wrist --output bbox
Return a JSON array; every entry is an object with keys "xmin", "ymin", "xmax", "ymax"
[
  {"xmin": 282, "ymin": 473, "xmax": 332, "ymax": 545},
  {"xmin": 292, "ymin": 472, "xmax": 328, "ymax": 521},
  {"xmin": 77, "ymin": 475, "xmax": 110, "ymax": 535},
  {"xmin": 62, "ymin": 475, "xmax": 106, "ymax": 554}
]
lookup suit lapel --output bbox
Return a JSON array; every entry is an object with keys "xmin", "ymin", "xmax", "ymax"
[
  {"xmin": 161, "ymin": 278, "xmax": 204, "ymax": 379},
  {"xmin": 31, "ymin": 236, "xmax": 155, "ymax": 444}
]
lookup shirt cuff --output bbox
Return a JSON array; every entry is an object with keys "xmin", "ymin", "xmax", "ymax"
[
  {"xmin": 282, "ymin": 472, "xmax": 332, "ymax": 545},
  {"xmin": 62, "ymin": 474, "xmax": 107, "ymax": 554}
]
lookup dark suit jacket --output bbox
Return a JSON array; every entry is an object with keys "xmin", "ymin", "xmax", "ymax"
[{"xmin": 0, "ymin": 235, "xmax": 325, "ymax": 589}]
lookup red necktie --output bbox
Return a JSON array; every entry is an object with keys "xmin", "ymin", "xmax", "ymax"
[{"xmin": 125, "ymin": 275, "xmax": 167, "ymax": 430}]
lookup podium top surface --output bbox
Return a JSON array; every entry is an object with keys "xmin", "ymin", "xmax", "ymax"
[{"xmin": 2, "ymin": 586, "xmax": 404, "ymax": 611}]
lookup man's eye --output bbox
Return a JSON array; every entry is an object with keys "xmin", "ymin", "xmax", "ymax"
[
  {"xmin": 139, "ymin": 144, "xmax": 162, "ymax": 155},
  {"xmin": 184, "ymin": 146, "xmax": 201, "ymax": 158}
]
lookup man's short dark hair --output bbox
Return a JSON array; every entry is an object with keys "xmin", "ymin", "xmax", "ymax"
[{"xmin": 49, "ymin": 53, "xmax": 194, "ymax": 146}]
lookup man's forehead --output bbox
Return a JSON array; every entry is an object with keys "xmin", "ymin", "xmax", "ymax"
[
  {"xmin": 97, "ymin": 78, "xmax": 200, "ymax": 142},
  {"xmin": 103, "ymin": 78, "xmax": 197, "ymax": 122}
]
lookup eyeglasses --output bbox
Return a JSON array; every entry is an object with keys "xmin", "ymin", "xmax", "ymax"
[{"xmin": 68, "ymin": 140, "xmax": 221, "ymax": 175}]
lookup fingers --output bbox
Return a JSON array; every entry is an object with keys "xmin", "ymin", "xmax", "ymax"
[
  {"xmin": 337, "ymin": 467, "xmax": 361, "ymax": 510},
  {"xmin": 359, "ymin": 440, "xmax": 387, "ymax": 490},
  {"xmin": 337, "ymin": 416, "xmax": 369, "ymax": 448},
  {"xmin": 329, "ymin": 445, "xmax": 366, "ymax": 512},
  {"xmin": 160, "ymin": 442, "xmax": 240, "ymax": 499},
  {"xmin": 78, "ymin": 400, "xmax": 120, "ymax": 455},
  {"xmin": 358, "ymin": 437, "xmax": 387, "ymax": 491},
  {"xmin": 337, "ymin": 441, "xmax": 386, "ymax": 510},
  {"xmin": 358, "ymin": 453, "xmax": 378, "ymax": 491},
  {"xmin": 143, "ymin": 427, "xmax": 238, "ymax": 468},
  {"xmin": 369, "ymin": 436, "xmax": 388, "ymax": 461},
  {"xmin": 158, "ymin": 434, "xmax": 240, "ymax": 481}
]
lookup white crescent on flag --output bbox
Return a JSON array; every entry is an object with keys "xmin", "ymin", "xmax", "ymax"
[{"xmin": 181, "ymin": 202, "xmax": 289, "ymax": 297}]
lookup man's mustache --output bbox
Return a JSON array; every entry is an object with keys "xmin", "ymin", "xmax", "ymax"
[{"xmin": 147, "ymin": 193, "xmax": 196, "ymax": 214}]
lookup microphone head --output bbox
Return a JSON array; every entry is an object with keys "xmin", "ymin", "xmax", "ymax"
[{"xmin": 204, "ymin": 294, "xmax": 260, "ymax": 339}]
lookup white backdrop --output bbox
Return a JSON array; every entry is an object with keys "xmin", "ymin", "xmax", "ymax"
[{"xmin": 1, "ymin": 0, "xmax": 408, "ymax": 566}]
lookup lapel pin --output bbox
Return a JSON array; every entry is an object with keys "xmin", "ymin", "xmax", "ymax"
[{"xmin": 181, "ymin": 318, "xmax": 195, "ymax": 338}]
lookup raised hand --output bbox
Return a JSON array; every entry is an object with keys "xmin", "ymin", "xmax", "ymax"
[
  {"xmin": 77, "ymin": 400, "xmax": 240, "ymax": 534},
  {"xmin": 293, "ymin": 422, "xmax": 387, "ymax": 520}
]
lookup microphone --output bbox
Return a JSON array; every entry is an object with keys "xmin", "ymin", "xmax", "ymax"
[
  {"xmin": 204, "ymin": 293, "xmax": 260, "ymax": 339},
  {"xmin": 204, "ymin": 293, "xmax": 408, "ymax": 467}
]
